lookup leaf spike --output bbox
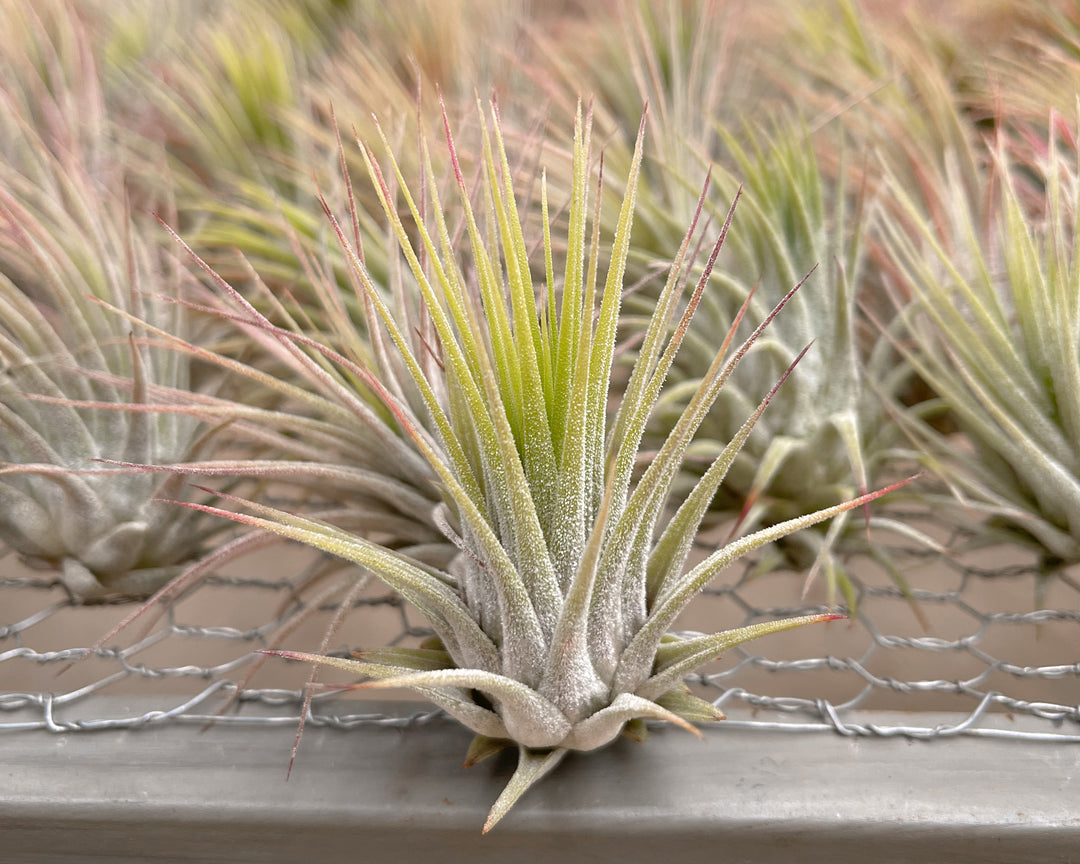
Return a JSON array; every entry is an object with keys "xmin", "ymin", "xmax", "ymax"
[
  {"xmin": 726, "ymin": 342, "xmax": 815, "ymax": 543},
  {"xmin": 552, "ymin": 99, "xmax": 592, "ymax": 443},
  {"xmin": 608, "ymin": 168, "xmax": 716, "ymax": 455},
  {"xmin": 288, "ymin": 575, "xmax": 369, "ymax": 780},
  {"xmin": 155, "ymin": 216, "xmax": 264, "ymax": 323},
  {"xmin": 174, "ymin": 491, "xmax": 499, "ymax": 670},
  {"xmin": 589, "ymin": 189, "xmax": 751, "ymax": 644},
  {"xmin": 329, "ymin": 103, "xmax": 364, "ymax": 265},
  {"xmin": 647, "ymin": 337, "xmax": 817, "ymax": 601},
  {"xmin": 439, "ymin": 93, "xmax": 468, "ymax": 191},
  {"xmin": 601, "ymin": 200, "xmax": 754, "ymax": 578},
  {"xmin": 643, "ymin": 614, "xmax": 846, "ymax": 699},
  {"xmin": 617, "ymin": 475, "xmax": 921, "ymax": 694}
]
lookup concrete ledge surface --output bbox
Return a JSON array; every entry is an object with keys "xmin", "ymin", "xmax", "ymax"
[{"xmin": 1, "ymin": 698, "xmax": 1077, "ymax": 863}]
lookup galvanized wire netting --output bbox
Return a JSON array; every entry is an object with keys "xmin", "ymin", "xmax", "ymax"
[{"xmin": 2, "ymin": 509, "xmax": 1079, "ymax": 742}]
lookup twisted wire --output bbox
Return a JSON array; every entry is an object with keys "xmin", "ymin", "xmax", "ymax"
[{"xmin": 2, "ymin": 534, "xmax": 1078, "ymax": 743}]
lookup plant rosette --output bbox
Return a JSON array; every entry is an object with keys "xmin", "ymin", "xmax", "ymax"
[{"xmin": 167, "ymin": 100, "xmax": 911, "ymax": 832}]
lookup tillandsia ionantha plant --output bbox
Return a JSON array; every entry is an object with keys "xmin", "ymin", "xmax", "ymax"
[
  {"xmin": 112, "ymin": 0, "xmax": 359, "ymax": 298},
  {"xmin": 647, "ymin": 122, "xmax": 899, "ymax": 607},
  {"xmin": 161, "ymin": 100, "xmax": 912, "ymax": 832},
  {"xmin": 533, "ymin": 0, "xmax": 920, "ymax": 607},
  {"xmin": 0, "ymin": 2, "xmax": 236, "ymax": 602},
  {"xmin": 530, "ymin": 0, "xmax": 765, "ymax": 249},
  {"xmin": 117, "ymin": 0, "xmax": 548, "ymax": 303},
  {"xmin": 878, "ymin": 116, "xmax": 1080, "ymax": 599},
  {"xmin": 972, "ymin": 5, "xmax": 1080, "ymax": 136}
]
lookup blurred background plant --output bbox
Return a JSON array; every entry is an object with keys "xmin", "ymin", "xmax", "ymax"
[
  {"xmin": 102, "ymin": 0, "xmax": 557, "ymax": 301},
  {"xmin": 877, "ymin": 114, "xmax": 1080, "ymax": 606},
  {"xmin": 0, "ymin": 0, "xmax": 443, "ymax": 609},
  {"xmin": 0, "ymin": 0, "xmax": 237, "ymax": 601},
  {"xmin": 768, "ymin": 0, "xmax": 1080, "ymax": 593}
]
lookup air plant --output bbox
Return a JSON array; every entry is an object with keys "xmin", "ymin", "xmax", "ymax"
[
  {"xmin": 110, "ymin": 1, "xmax": 345, "ymax": 295},
  {"xmin": 529, "ymin": 0, "xmax": 767, "ymax": 268},
  {"xmin": 979, "ymin": 9, "xmax": 1080, "ymax": 133},
  {"xmin": 0, "ymin": 10, "xmax": 231, "ymax": 601},
  {"xmin": 55, "ymin": 0, "xmax": 511, "ymax": 630},
  {"xmin": 644, "ymin": 122, "xmax": 904, "ymax": 605},
  {"xmin": 878, "ymin": 116, "xmax": 1080, "ymax": 594},
  {"xmin": 117, "ymin": 0, "xmax": 550, "ymax": 302},
  {"xmin": 162, "ymin": 100, "xmax": 911, "ymax": 831},
  {"xmin": 531, "ymin": 1, "xmax": 918, "ymax": 605},
  {"xmin": 775, "ymin": 0, "xmax": 988, "ymax": 212}
]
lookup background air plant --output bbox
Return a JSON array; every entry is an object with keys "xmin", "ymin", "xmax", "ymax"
[
  {"xmin": 879, "ymin": 116, "xmax": 1080, "ymax": 599},
  {"xmin": 529, "ymin": 0, "xmax": 918, "ymax": 607},
  {"xmin": 0, "ymin": 0, "xmax": 239, "ymax": 602},
  {"xmin": 647, "ymin": 122, "xmax": 899, "ymax": 602},
  {"xmin": 530, "ymin": 0, "xmax": 765, "ymax": 249},
  {"xmin": 165, "ymin": 102, "xmax": 909, "ymax": 831},
  {"xmin": 111, "ymin": 0, "xmax": 550, "ymax": 303}
]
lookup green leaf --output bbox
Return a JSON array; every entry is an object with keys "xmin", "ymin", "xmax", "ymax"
[
  {"xmin": 463, "ymin": 735, "xmax": 512, "ymax": 768},
  {"xmin": 654, "ymin": 686, "xmax": 726, "ymax": 723},
  {"xmin": 641, "ymin": 614, "xmax": 844, "ymax": 700},
  {"xmin": 615, "ymin": 477, "xmax": 915, "ymax": 694},
  {"xmin": 177, "ymin": 495, "xmax": 499, "ymax": 671}
]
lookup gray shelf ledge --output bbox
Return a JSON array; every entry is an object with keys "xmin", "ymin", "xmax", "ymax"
[{"xmin": 1, "ymin": 698, "xmax": 1078, "ymax": 864}]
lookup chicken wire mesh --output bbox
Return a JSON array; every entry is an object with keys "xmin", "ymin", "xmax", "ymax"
[{"xmin": 2, "ymin": 506, "xmax": 1079, "ymax": 743}]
